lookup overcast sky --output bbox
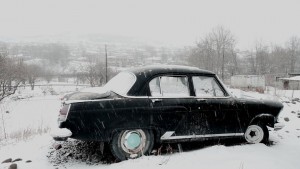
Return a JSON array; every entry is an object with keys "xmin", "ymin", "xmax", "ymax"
[{"xmin": 0, "ymin": 0, "xmax": 300, "ymax": 49}]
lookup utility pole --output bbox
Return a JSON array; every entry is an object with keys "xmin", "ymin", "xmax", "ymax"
[{"xmin": 105, "ymin": 44, "xmax": 108, "ymax": 83}]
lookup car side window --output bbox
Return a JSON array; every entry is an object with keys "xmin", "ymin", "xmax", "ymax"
[
  {"xmin": 149, "ymin": 77, "xmax": 161, "ymax": 96},
  {"xmin": 192, "ymin": 76, "xmax": 225, "ymax": 97},
  {"xmin": 149, "ymin": 76, "xmax": 190, "ymax": 97}
]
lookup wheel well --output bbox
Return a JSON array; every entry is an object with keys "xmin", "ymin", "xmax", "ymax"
[
  {"xmin": 250, "ymin": 114, "xmax": 275, "ymax": 128},
  {"xmin": 149, "ymin": 127, "xmax": 161, "ymax": 143}
]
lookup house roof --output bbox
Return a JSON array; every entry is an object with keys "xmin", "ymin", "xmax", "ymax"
[{"xmin": 279, "ymin": 76, "xmax": 300, "ymax": 81}]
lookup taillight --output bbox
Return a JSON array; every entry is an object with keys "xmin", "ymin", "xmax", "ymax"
[
  {"xmin": 58, "ymin": 104, "xmax": 70, "ymax": 125},
  {"xmin": 60, "ymin": 104, "xmax": 70, "ymax": 116}
]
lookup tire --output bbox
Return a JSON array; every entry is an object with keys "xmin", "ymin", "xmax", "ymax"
[
  {"xmin": 244, "ymin": 123, "xmax": 269, "ymax": 144},
  {"xmin": 110, "ymin": 129, "xmax": 154, "ymax": 161}
]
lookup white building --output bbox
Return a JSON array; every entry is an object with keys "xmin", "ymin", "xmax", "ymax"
[{"xmin": 231, "ymin": 75, "xmax": 265, "ymax": 92}]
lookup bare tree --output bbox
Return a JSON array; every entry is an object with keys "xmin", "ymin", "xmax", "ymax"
[
  {"xmin": 246, "ymin": 50, "xmax": 257, "ymax": 74},
  {"xmin": 254, "ymin": 41, "xmax": 269, "ymax": 74},
  {"xmin": 43, "ymin": 69, "xmax": 54, "ymax": 83},
  {"xmin": 82, "ymin": 56, "xmax": 106, "ymax": 87},
  {"xmin": 202, "ymin": 36, "xmax": 216, "ymax": 71},
  {"xmin": 269, "ymin": 44, "xmax": 289, "ymax": 74},
  {"xmin": 0, "ymin": 48, "xmax": 25, "ymax": 102},
  {"xmin": 188, "ymin": 26, "xmax": 236, "ymax": 79},
  {"xmin": 228, "ymin": 46, "xmax": 239, "ymax": 76},
  {"xmin": 286, "ymin": 36, "xmax": 300, "ymax": 73},
  {"xmin": 210, "ymin": 26, "xmax": 236, "ymax": 79},
  {"xmin": 193, "ymin": 36, "xmax": 216, "ymax": 71},
  {"xmin": 26, "ymin": 64, "xmax": 42, "ymax": 90},
  {"xmin": 1, "ymin": 43, "xmax": 25, "ymax": 139}
]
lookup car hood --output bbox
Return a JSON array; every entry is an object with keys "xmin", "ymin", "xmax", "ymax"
[
  {"xmin": 235, "ymin": 97, "xmax": 283, "ymax": 116},
  {"xmin": 231, "ymin": 89, "xmax": 283, "ymax": 111},
  {"xmin": 237, "ymin": 97, "xmax": 283, "ymax": 107}
]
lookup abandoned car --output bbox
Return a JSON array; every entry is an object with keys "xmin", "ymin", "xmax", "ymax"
[{"xmin": 53, "ymin": 65, "xmax": 284, "ymax": 161}]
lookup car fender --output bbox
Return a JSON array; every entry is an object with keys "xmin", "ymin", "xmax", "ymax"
[{"xmin": 249, "ymin": 113, "xmax": 275, "ymax": 128}]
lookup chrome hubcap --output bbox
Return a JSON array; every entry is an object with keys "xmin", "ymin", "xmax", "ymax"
[
  {"xmin": 121, "ymin": 130, "xmax": 146, "ymax": 154},
  {"xmin": 125, "ymin": 132, "xmax": 141, "ymax": 149},
  {"xmin": 245, "ymin": 125, "xmax": 264, "ymax": 143}
]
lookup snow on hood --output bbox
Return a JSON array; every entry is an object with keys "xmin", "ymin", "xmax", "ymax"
[{"xmin": 229, "ymin": 88, "xmax": 280, "ymax": 101}]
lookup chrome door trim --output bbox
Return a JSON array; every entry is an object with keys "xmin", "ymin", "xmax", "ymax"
[{"xmin": 160, "ymin": 131, "xmax": 244, "ymax": 140}]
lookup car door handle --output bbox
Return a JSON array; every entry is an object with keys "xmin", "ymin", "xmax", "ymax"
[
  {"xmin": 151, "ymin": 99, "xmax": 162, "ymax": 103},
  {"xmin": 196, "ymin": 98, "xmax": 206, "ymax": 102}
]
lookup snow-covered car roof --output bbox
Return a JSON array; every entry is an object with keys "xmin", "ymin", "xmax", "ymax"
[
  {"xmin": 128, "ymin": 65, "xmax": 215, "ymax": 76},
  {"xmin": 126, "ymin": 65, "xmax": 215, "ymax": 96}
]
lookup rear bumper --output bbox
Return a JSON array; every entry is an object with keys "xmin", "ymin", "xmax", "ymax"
[
  {"xmin": 274, "ymin": 122, "xmax": 285, "ymax": 131},
  {"xmin": 53, "ymin": 136, "xmax": 69, "ymax": 141},
  {"xmin": 51, "ymin": 128, "xmax": 72, "ymax": 141}
]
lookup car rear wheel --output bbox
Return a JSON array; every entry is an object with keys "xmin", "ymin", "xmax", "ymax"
[
  {"xmin": 244, "ymin": 124, "xmax": 269, "ymax": 143},
  {"xmin": 110, "ymin": 129, "xmax": 154, "ymax": 161}
]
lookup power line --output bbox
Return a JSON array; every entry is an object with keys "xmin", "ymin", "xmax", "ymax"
[{"xmin": 105, "ymin": 44, "xmax": 108, "ymax": 83}]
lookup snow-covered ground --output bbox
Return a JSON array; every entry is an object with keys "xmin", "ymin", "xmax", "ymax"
[
  {"xmin": 1, "ymin": 87, "xmax": 300, "ymax": 169},
  {"xmin": 0, "ymin": 84, "xmax": 89, "ymax": 142}
]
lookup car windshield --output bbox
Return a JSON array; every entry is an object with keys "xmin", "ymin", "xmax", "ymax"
[{"xmin": 104, "ymin": 71, "xmax": 136, "ymax": 95}]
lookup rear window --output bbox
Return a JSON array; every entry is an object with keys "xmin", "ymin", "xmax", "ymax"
[{"xmin": 104, "ymin": 72, "xmax": 136, "ymax": 95}]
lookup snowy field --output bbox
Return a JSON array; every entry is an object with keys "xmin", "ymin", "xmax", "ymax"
[{"xmin": 1, "ymin": 86, "xmax": 300, "ymax": 169}]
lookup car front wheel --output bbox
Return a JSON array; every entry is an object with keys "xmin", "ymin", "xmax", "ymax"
[
  {"xmin": 244, "ymin": 124, "xmax": 269, "ymax": 143},
  {"xmin": 110, "ymin": 129, "xmax": 154, "ymax": 161}
]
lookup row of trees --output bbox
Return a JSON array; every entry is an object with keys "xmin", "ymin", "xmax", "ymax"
[
  {"xmin": 1, "ymin": 27, "xmax": 300, "ymax": 98},
  {"xmin": 0, "ymin": 46, "xmax": 52, "ymax": 101},
  {"xmin": 1, "ymin": 41, "xmax": 114, "ymax": 97},
  {"xmin": 245, "ymin": 37, "xmax": 300, "ymax": 75},
  {"xmin": 187, "ymin": 26, "xmax": 300, "ymax": 79}
]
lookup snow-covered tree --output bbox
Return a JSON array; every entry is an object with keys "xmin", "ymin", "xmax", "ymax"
[{"xmin": 0, "ymin": 46, "xmax": 25, "ymax": 102}]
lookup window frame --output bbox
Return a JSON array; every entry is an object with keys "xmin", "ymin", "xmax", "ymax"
[
  {"xmin": 148, "ymin": 75, "xmax": 193, "ymax": 98},
  {"xmin": 191, "ymin": 75, "xmax": 230, "ymax": 98}
]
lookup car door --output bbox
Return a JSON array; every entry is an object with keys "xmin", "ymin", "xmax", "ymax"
[
  {"xmin": 148, "ymin": 75, "xmax": 193, "ymax": 138},
  {"xmin": 190, "ymin": 75, "xmax": 241, "ymax": 136}
]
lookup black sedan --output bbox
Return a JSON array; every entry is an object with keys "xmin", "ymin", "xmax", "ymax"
[{"xmin": 54, "ymin": 65, "xmax": 284, "ymax": 161}]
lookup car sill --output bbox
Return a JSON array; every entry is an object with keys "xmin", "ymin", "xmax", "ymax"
[{"xmin": 160, "ymin": 131, "xmax": 244, "ymax": 140}]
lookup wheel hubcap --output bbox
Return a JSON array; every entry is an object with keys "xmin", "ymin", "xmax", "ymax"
[
  {"xmin": 120, "ymin": 130, "xmax": 146, "ymax": 154},
  {"xmin": 245, "ymin": 125, "xmax": 264, "ymax": 143},
  {"xmin": 125, "ymin": 132, "xmax": 142, "ymax": 150}
]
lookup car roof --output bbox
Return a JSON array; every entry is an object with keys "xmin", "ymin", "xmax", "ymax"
[
  {"xmin": 125, "ymin": 65, "xmax": 215, "ymax": 96},
  {"xmin": 127, "ymin": 65, "xmax": 215, "ymax": 76}
]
